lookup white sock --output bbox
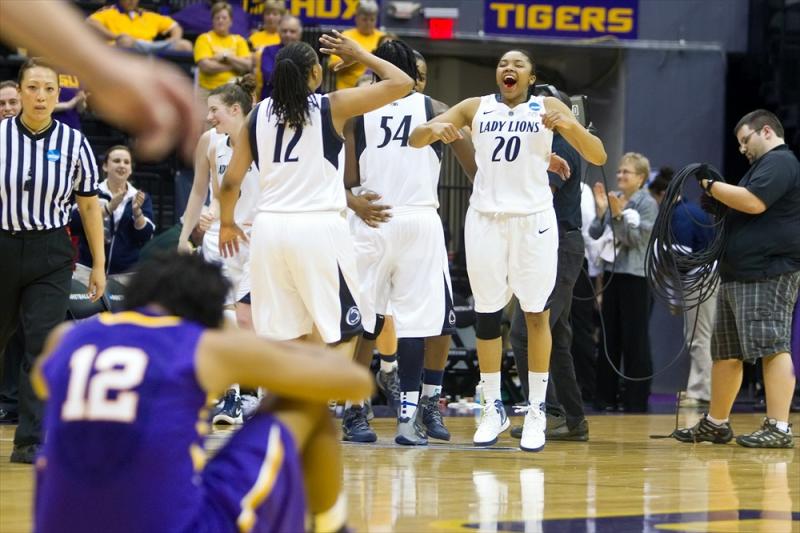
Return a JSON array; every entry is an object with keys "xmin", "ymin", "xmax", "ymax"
[
  {"xmin": 344, "ymin": 400, "xmax": 364, "ymax": 410},
  {"xmin": 313, "ymin": 492, "xmax": 347, "ymax": 533},
  {"xmin": 421, "ymin": 384, "xmax": 442, "ymax": 398},
  {"xmin": 528, "ymin": 372, "xmax": 549, "ymax": 410},
  {"xmin": 399, "ymin": 391, "xmax": 420, "ymax": 419},
  {"xmin": 775, "ymin": 420, "xmax": 790, "ymax": 433},
  {"xmin": 706, "ymin": 414, "xmax": 728, "ymax": 425},
  {"xmin": 480, "ymin": 372, "xmax": 502, "ymax": 404},
  {"xmin": 380, "ymin": 358, "xmax": 398, "ymax": 373}
]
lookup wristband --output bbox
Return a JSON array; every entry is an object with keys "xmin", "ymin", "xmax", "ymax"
[{"xmin": 704, "ymin": 179, "xmax": 715, "ymax": 194}]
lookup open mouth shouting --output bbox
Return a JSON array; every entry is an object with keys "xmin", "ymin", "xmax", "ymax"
[{"xmin": 502, "ymin": 74, "xmax": 517, "ymax": 89}]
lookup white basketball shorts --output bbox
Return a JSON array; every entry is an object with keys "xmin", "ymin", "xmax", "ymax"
[
  {"xmin": 351, "ymin": 207, "xmax": 455, "ymax": 338},
  {"xmin": 249, "ymin": 211, "xmax": 362, "ymax": 344},
  {"xmin": 465, "ymin": 206, "xmax": 558, "ymax": 313}
]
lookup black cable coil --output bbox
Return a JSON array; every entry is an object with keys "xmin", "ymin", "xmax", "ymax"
[{"xmin": 645, "ymin": 163, "xmax": 728, "ymax": 313}]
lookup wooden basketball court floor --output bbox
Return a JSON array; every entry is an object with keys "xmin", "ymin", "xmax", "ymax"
[{"xmin": 1, "ymin": 411, "xmax": 798, "ymax": 532}]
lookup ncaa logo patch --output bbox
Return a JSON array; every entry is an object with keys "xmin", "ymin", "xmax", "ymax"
[
  {"xmin": 346, "ymin": 306, "xmax": 361, "ymax": 326},
  {"xmin": 448, "ymin": 309, "xmax": 456, "ymax": 326},
  {"xmin": 46, "ymin": 149, "xmax": 61, "ymax": 162},
  {"xmin": 528, "ymin": 100, "xmax": 541, "ymax": 112}
]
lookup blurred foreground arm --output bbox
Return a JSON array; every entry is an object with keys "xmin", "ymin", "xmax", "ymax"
[{"xmin": 0, "ymin": 0, "xmax": 200, "ymax": 161}]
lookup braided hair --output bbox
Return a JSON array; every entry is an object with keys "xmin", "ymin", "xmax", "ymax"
[
  {"xmin": 271, "ymin": 42, "xmax": 318, "ymax": 129},
  {"xmin": 373, "ymin": 39, "xmax": 418, "ymax": 83},
  {"xmin": 209, "ymin": 74, "xmax": 256, "ymax": 115}
]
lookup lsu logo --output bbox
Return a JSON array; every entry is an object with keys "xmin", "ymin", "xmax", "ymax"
[
  {"xmin": 346, "ymin": 306, "xmax": 361, "ymax": 327},
  {"xmin": 46, "ymin": 149, "xmax": 60, "ymax": 162}
]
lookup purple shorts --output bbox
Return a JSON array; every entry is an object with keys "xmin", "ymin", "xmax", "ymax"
[{"xmin": 191, "ymin": 414, "xmax": 306, "ymax": 533}]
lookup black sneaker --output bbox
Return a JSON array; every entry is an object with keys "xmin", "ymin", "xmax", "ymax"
[
  {"xmin": 342, "ymin": 405, "xmax": 377, "ymax": 443},
  {"xmin": 511, "ymin": 413, "xmax": 565, "ymax": 440},
  {"xmin": 419, "ymin": 394, "xmax": 450, "ymax": 441},
  {"xmin": 376, "ymin": 368, "xmax": 401, "ymax": 410},
  {"xmin": 673, "ymin": 414, "xmax": 733, "ymax": 444},
  {"xmin": 211, "ymin": 389, "xmax": 243, "ymax": 425},
  {"xmin": 735, "ymin": 418, "xmax": 794, "ymax": 449},
  {"xmin": 547, "ymin": 419, "xmax": 589, "ymax": 441},
  {"xmin": 10, "ymin": 444, "xmax": 39, "ymax": 464}
]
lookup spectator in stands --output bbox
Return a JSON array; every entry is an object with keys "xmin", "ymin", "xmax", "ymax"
[
  {"xmin": 194, "ymin": 2, "xmax": 252, "ymax": 103},
  {"xmin": 0, "ymin": 81, "xmax": 21, "ymax": 119},
  {"xmin": 71, "ymin": 145, "xmax": 155, "ymax": 277},
  {"xmin": 53, "ymin": 73, "xmax": 86, "ymax": 131},
  {"xmin": 87, "ymin": 0, "xmax": 193, "ymax": 53},
  {"xmin": 589, "ymin": 152, "xmax": 658, "ymax": 412},
  {"xmin": 249, "ymin": 0, "xmax": 285, "ymax": 50},
  {"xmin": 328, "ymin": 0, "xmax": 385, "ymax": 90},
  {"xmin": 254, "ymin": 15, "xmax": 302, "ymax": 99},
  {"xmin": 172, "ymin": 0, "xmax": 251, "ymax": 40}
]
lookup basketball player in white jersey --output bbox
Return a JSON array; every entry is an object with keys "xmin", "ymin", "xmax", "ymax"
[
  {"xmin": 217, "ymin": 34, "xmax": 414, "ymax": 356},
  {"xmin": 344, "ymin": 42, "xmax": 478, "ymax": 445},
  {"xmin": 410, "ymin": 50, "xmax": 607, "ymax": 452},
  {"xmin": 177, "ymin": 77, "xmax": 260, "ymax": 423}
]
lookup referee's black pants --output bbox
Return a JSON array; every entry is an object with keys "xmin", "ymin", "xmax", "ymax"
[{"xmin": 0, "ymin": 228, "xmax": 73, "ymax": 449}]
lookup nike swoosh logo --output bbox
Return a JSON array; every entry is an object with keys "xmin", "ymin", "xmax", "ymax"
[
  {"xmin": 482, "ymin": 111, "xmax": 493, "ymax": 115},
  {"xmin": 538, "ymin": 227, "xmax": 550, "ymax": 234}
]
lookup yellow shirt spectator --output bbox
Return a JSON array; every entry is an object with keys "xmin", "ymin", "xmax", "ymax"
[
  {"xmin": 249, "ymin": 30, "xmax": 280, "ymax": 50},
  {"xmin": 194, "ymin": 31, "xmax": 251, "ymax": 90},
  {"xmin": 328, "ymin": 28, "xmax": 385, "ymax": 90},
  {"xmin": 89, "ymin": 5, "xmax": 176, "ymax": 42}
]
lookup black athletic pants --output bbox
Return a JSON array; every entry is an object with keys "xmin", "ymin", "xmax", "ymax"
[
  {"xmin": 510, "ymin": 230, "xmax": 586, "ymax": 429},
  {"xmin": 0, "ymin": 228, "xmax": 73, "ymax": 448}
]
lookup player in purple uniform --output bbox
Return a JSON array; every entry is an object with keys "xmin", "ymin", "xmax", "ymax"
[{"xmin": 32, "ymin": 252, "xmax": 372, "ymax": 533}]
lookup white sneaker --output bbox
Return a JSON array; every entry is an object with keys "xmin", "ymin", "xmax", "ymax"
[
  {"xmin": 473, "ymin": 399, "xmax": 510, "ymax": 446},
  {"xmin": 519, "ymin": 405, "xmax": 546, "ymax": 452}
]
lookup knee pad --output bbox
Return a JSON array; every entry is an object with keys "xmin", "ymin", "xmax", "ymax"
[
  {"xmin": 362, "ymin": 314, "xmax": 385, "ymax": 340},
  {"xmin": 474, "ymin": 310, "xmax": 503, "ymax": 340}
]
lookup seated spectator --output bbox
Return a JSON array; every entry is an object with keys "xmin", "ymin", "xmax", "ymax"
[
  {"xmin": 87, "ymin": 0, "xmax": 193, "ymax": 53},
  {"xmin": 172, "ymin": 0, "xmax": 251, "ymax": 40},
  {"xmin": 249, "ymin": 0, "xmax": 285, "ymax": 50},
  {"xmin": 70, "ymin": 145, "xmax": 155, "ymax": 276},
  {"xmin": 254, "ymin": 15, "xmax": 302, "ymax": 99},
  {"xmin": 327, "ymin": 0, "xmax": 385, "ymax": 90},
  {"xmin": 53, "ymin": 73, "xmax": 86, "ymax": 131},
  {"xmin": 194, "ymin": 2, "xmax": 252, "ymax": 102},
  {"xmin": 0, "ymin": 81, "xmax": 21, "ymax": 119}
]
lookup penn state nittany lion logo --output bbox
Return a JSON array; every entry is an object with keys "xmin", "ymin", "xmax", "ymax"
[
  {"xmin": 346, "ymin": 306, "xmax": 361, "ymax": 326},
  {"xmin": 218, "ymin": 164, "xmax": 227, "ymax": 175},
  {"xmin": 448, "ymin": 309, "xmax": 456, "ymax": 326}
]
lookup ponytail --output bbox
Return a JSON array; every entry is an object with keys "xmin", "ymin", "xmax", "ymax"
[{"xmin": 271, "ymin": 42, "xmax": 318, "ymax": 130}]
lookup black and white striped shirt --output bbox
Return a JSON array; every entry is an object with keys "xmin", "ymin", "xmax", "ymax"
[{"xmin": 0, "ymin": 116, "xmax": 99, "ymax": 231}]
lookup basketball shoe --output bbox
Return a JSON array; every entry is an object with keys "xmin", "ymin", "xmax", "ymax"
[{"xmin": 473, "ymin": 399, "xmax": 509, "ymax": 446}]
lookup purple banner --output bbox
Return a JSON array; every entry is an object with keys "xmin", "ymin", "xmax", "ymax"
[
  {"xmin": 287, "ymin": 0, "xmax": 381, "ymax": 27},
  {"xmin": 484, "ymin": 0, "xmax": 638, "ymax": 40}
]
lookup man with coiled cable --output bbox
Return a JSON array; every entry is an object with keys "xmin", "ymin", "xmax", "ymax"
[{"xmin": 674, "ymin": 110, "xmax": 800, "ymax": 448}]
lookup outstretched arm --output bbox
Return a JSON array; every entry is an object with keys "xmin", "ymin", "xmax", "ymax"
[
  {"xmin": 196, "ymin": 331, "xmax": 374, "ymax": 402},
  {"xmin": 320, "ymin": 31, "xmax": 414, "ymax": 134}
]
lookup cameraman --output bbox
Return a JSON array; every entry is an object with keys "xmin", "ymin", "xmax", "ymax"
[{"xmin": 675, "ymin": 110, "xmax": 800, "ymax": 448}]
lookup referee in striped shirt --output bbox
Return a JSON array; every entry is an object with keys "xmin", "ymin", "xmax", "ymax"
[{"xmin": 0, "ymin": 58, "xmax": 106, "ymax": 464}]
